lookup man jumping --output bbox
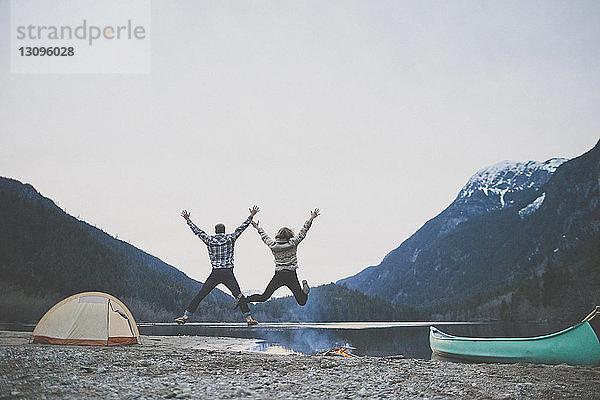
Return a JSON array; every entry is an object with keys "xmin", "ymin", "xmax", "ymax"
[{"xmin": 175, "ymin": 206, "xmax": 259, "ymax": 326}]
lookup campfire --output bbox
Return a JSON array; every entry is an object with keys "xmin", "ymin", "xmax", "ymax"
[{"xmin": 316, "ymin": 346, "xmax": 358, "ymax": 358}]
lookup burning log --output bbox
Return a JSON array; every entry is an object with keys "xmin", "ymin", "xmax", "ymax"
[{"xmin": 316, "ymin": 346, "xmax": 359, "ymax": 358}]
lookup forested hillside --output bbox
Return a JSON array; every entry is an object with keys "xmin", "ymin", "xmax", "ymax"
[
  {"xmin": 251, "ymin": 283, "xmax": 419, "ymax": 322},
  {"xmin": 0, "ymin": 177, "xmax": 417, "ymax": 323},
  {"xmin": 439, "ymin": 140, "xmax": 600, "ymax": 323},
  {"xmin": 0, "ymin": 177, "xmax": 232, "ymax": 323},
  {"xmin": 338, "ymin": 158, "xmax": 565, "ymax": 304},
  {"xmin": 339, "ymin": 141, "xmax": 600, "ymax": 323}
]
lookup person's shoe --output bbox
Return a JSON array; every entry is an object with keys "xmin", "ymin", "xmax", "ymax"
[
  {"xmin": 232, "ymin": 293, "xmax": 246, "ymax": 310},
  {"xmin": 302, "ymin": 280, "xmax": 310, "ymax": 295},
  {"xmin": 175, "ymin": 315, "xmax": 189, "ymax": 325},
  {"xmin": 246, "ymin": 315, "xmax": 259, "ymax": 326}
]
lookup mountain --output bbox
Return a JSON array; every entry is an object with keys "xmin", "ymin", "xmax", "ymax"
[
  {"xmin": 250, "ymin": 283, "xmax": 419, "ymax": 322},
  {"xmin": 338, "ymin": 140, "xmax": 600, "ymax": 322},
  {"xmin": 0, "ymin": 177, "xmax": 233, "ymax": 323},
  {"xmin": 0, "ymin": 177, "xmax": 416, "ymax": 323},
  {"xmin": 338, "ymin": 157, "xmax": 567, "ymax": 304}
]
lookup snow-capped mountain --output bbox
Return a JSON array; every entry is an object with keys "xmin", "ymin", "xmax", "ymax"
[
  {"xmin": 337, "ymin": 156, "xmax": 570, "ymax": 304},
  {"xmin": 518, "ymin": 193, "xmax": 546, "ymax": 219},
  {"xmin": 456, "ymin": 158, "xmax": 566, "ymax": 210},
  {"xmin": 429, "ymin": 157, "xmax": 566, "ymax": 242}
]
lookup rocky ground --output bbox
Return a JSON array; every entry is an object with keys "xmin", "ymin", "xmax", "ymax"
[{"xmin": 1, "ymin": 331, "xmax": 599, "ymax": 399}]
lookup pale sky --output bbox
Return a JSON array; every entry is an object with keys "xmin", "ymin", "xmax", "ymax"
[{"xmin": 1, "ymin": 1, "xmax": 599, "ymax": 295}]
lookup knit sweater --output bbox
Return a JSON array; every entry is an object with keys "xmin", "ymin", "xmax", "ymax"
[{"xmin": 257, "ymin": 219, "xmax": 312, "ymax": 271}]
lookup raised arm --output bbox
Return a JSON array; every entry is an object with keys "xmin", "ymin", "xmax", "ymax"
[
  {"xmin": 252, "ymin": 220, "xmax": 275, "ymax": 247},
  {"xmin": 231, "ymin": 205, "xmax": 260, "ymax": 241},
  {"xmin": 289, "ymin": 208, "xmax": 320, "ymax": 246},
  {"xmin": 181, "ymin": 210, "xmax": 210, "ymax": 244}
]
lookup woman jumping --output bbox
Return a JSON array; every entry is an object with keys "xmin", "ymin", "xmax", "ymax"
[{"xmin": 241, "ymin": 208, "xmax": 320, "ymax": 307}]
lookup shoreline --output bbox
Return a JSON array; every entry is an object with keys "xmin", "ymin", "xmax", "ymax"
[
  {"xmin": 0, "ymin": 330, "xmax": 266, "ymax": 352},
  {"xmin": 1, "ymin": 331, "xmax": 599, "ymax": 399}
]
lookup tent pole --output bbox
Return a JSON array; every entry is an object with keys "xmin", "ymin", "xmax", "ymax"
[{"xmin": 106, "ymin": 299, "xmax": 110, "ymax": 346}]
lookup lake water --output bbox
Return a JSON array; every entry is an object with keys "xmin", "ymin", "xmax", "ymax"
[{"xmin": 137, "ymin": 321, "xmax": 568, "ymax": 359}]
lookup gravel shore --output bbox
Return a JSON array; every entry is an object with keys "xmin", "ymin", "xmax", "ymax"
[{"xmin": 1, "ymin": 331, "xmax": 599, "ymax": 399}]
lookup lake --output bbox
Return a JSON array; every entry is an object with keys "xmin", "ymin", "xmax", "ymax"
[{"xmin": 137, "ymin": 321, "xmax": 568, "ymax": 358}]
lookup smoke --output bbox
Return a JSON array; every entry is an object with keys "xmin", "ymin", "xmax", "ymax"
[{"xmin": 259, "ymin": 327, "xmax": 344, "ymax": 354}]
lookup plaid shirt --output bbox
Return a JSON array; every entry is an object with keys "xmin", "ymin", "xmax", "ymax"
[{"xmin": 187, "ymin": 216, "xmax": 253, "ymax": 269}]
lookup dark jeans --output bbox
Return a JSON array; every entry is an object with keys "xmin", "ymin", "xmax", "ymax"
[
  {"xmin": 187, "ymin": 268, "xmax": 250, "ymax": 314},
  {"xmin": 246, "ymin": 270, "xmax": 307, "ymax": 306}
]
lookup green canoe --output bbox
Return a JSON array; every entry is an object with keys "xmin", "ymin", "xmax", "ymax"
[{"xmin": 430, "ymin": 307, "xmax": 600, "ymax": 366}]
